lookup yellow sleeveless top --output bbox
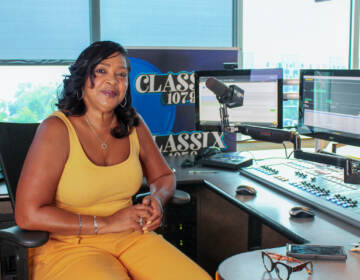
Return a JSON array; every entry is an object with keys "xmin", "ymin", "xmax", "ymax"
[{"xmin": 52, "ymin": 111, "xmax": 143, "ymax": 217}]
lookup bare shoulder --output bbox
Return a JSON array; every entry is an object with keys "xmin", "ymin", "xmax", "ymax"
[
  {"xmin": 135, "ymin": 113, "xmax": 150, "ymax": 135},
  {"xmin": 37, "ymin": 116, "xmax": 68, "ymax": 139},
  {"xmin": 134, "ymin": 114, "xmax": 171, "ymax": 180},
  {"xmin": 31, "ymin": 115, "xmax": 69, "ymax": 156},
  {"xmin": 134, "ymin": 114, "xmax": 156, "ymax": 152}
]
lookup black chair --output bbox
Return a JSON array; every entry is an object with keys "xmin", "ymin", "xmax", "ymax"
[
  {"xmin": 0, "ymin": 122, "xmax": 48, "ymax": 280},
  {"xmin": 0, "ymin": 122, "xmax": 190, "ymax": 279}
]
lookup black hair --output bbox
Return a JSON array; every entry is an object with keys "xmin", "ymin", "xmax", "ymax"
[{"xmin": 56, "ymin": 41, "xmax": 139, "ymax": 138}]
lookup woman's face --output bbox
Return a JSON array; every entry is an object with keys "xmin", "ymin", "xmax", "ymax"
[{"xmin": 82, "ymin": 52, "xmax": 129, "ymax": 113}]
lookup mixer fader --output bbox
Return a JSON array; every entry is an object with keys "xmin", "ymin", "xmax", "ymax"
[{"xmin": 240, "ymin": 158, "xmax": 360, "ymax": 228}]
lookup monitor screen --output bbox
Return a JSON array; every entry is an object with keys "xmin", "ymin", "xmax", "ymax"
[
  {"xmin": 195, "ymin": 69, "xmax": 283, "ymax": 131},
  {"xmin": 298, "ymin": 69, "xmax": 360, "ymax": 147}
]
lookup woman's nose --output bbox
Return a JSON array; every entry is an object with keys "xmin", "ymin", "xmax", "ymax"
[{"xmin": 105, "ymin": 73, "xmax": 118, "ymax": 85}]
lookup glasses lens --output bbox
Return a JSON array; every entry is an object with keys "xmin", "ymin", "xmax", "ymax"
[
  {"xmin": 305, "ymin": 261, "xmax": 313, "ymax": 274},
  {"xmin": 262, "ymin": 253, "xmax": 273, "ymax": 272},
  {"xmin": 275, "ymin": 263, "xmax": 289, "ymax": 280}
]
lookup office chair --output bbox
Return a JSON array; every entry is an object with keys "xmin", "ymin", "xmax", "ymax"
[
  {"xmin": 0, "ymin": 122, "xmax": 48, "ymax": 280},
  {"xmin": 0, "ymin": 121, "xmax": 190, "ymax": 280}
]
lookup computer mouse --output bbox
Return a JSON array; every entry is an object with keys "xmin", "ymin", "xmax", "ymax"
[
  {"xmin": 181, "ymin": 159, "xmax": 195, "ymax": 168},
  {"xmin": 289, "ymin": 206, "xmax": 315, "ymax": 218},
  {"xmin": 196, "ymin": 146, "xmax": 222, "ymax": 159},
  {"xmin": 236, "ymin": 185, "xmax": 257, "ymax": 195}
]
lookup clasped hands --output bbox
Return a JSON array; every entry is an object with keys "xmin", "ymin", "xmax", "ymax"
[
  {"xmin": 104, "ymin": 195, "xmax": 163, "ymax": 234},
  {"xmin": 138, "ymin": 195, "xmax": 163, "ymax": 233}
]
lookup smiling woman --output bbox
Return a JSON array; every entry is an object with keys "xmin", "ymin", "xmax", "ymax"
[
  {"xmin": 14, "ymin": 41, "xmax": 212, "ymax": 280},
  {"xmin": 83, "ymin": 53, "xmax": 129, "ymax": 113}
]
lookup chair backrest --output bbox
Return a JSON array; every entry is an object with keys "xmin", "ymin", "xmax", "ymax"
[{"xmin": 0, "ymin": 122, "xmax": 39, "ymax": 209}]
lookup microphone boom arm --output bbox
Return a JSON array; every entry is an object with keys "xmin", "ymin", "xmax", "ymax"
[{"xmin": 218, "ymin": 105, "xmax": 300, "ymax": 151}]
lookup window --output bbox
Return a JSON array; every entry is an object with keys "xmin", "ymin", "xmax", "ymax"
[
  {"xmin": 242, "ymin": 0, "xmax": 350, "ymax": 70},
  {"xmin": 1, "ymin": 0, "xmax": 358, "ymax": 127},
  {"xmin": 242, "ymin": 0, "xmax": 352, "ymax": 127},
  {"xmin": 0, "ymin": 66, "xmax": 69, "ymax": 122},
  {"xmin": 100, "ymin": 0, "xmax": 233, "ymax": 47},
  {"xmin": 0, "ymin": 0, "xmax": 89, "ymax": 60}
]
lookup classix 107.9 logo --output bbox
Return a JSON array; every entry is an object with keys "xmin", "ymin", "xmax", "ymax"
[
  {"xmin": 135, "ymin": 72, "xmax": 195, "ymax": 105},
  {"xmin": 152, "ymin": 131, "xmax": 226, "ymax": 156}
]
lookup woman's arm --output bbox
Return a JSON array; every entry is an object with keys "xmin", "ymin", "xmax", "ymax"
[
  {"xmin": 15, "ymin": 117, "xmax": 150, "ymax": 235},
  {"xmin": 15, "ymin": 116, "xmax": 81, "ymax": 234},
  {"xmin": 136, "ymin": 115, "xmax": 176, "ymax": 231}
]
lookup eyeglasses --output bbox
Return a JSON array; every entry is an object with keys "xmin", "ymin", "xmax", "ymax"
[{"xmin": 262, "ymin": 251, "xmax": 313, "ymax": 280}]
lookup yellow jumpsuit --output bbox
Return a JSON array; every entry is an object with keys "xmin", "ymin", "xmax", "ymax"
[{"xmin": 30, "ymin": 111, "xmax": 211, "ymax": 280}]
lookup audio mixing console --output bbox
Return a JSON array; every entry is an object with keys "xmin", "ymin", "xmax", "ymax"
[{"xmin": 240, "ymin": 158, "xmax": 360, "ymax": 229}]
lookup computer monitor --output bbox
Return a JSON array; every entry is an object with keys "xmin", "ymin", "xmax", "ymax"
[
  {"xmin": 195, "ymin": 69, "xmax": 283, "ymax": 131},
  {"xmin": 298, "ymin": 69, "xmax": 360, "ymax": 147}
]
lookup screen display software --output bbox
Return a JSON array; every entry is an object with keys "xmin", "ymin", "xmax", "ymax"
[
  {"xmin": 298, "ymin": 69, "xmax": 360, "ymax": 146},
  {"xmin": 195, "ymin": 69, "xmax": 283, "ymax": 131}
]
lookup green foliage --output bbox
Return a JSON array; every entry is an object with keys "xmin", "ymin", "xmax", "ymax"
[
  {"xmin": 0, "ymin": 100, "xmax": 7, "ymax": 121},
  {"xmin": 5, "ymin": 83, "xmax": 59, "ymax": 123}
]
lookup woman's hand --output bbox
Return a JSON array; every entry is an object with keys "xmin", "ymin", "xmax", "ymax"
[
  {"xmin": 141, "ymin": 195, "xmax": 163, "ymax": 232},
  {"xmin": 101, "ymin": 204, "xmax": 152, "ymax": 234}
]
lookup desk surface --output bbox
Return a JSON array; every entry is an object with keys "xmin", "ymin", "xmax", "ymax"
[
  {"xmin": 218, "ymin": 246, "xmax": 360, "ymax": 280},
  {"xmin": 168, "ymin": 155, "xmax": 360, "ymax": 245},
  {"xmin": 166, "ymin": 154, "xmax": 360, "ymax": 278}
]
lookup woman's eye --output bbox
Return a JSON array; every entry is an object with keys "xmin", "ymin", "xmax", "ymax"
[
  {"xmin": 95, "ymin": 68, "xmax": 105, "ymax": 74},
  {"xmin": 117, "ymin": 72, "xmax": 128, "ymax": 78}
]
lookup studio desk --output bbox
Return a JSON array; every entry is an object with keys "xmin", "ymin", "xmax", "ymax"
[{"xmin": 165, "ymin": 155, "xmax": 360, "ymax": 277}]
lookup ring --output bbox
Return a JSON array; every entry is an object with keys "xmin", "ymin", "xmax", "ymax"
[{"xmin": 139, "ymin": 217, "xmax": 143, "ymax": 227}]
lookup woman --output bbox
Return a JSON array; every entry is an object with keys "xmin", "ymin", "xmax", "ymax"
[{"xmin": 15, "ymin": 41, "xmax": 211, "ymax": 280}]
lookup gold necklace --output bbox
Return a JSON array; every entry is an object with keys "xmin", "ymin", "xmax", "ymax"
[{"xmin": 85, "ymin": 116, "xmax": 112, "ymax": 150}]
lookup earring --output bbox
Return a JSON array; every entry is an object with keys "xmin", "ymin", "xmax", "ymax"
[
  {"xmin": 76, "ymin": 90, "xmax": 83, "ymax": 100},
  {"xmin": 120, "ymin": 96, "xmax": 127, "ymax": 108}
]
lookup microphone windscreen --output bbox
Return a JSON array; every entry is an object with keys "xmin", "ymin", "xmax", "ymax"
[{"xmin": 205, "ymin": 77, "xmax": 228, "ymax": 98}]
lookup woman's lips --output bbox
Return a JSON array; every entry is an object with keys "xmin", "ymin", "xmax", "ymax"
[{"xmin": 102, "ymin": 90, "xmax": 117, "ymax": 97}]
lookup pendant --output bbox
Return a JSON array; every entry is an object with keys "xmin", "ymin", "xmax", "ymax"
[{"xmin": 101, "ymin": 143, "xmax": 108, "ymax": 150}]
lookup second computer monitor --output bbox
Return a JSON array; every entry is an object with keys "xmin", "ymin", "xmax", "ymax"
[
  {"xmin": 298, "ymin": 69, "xmax": 360, "ymax": 147},
  {"xmin": 195, "ymin": 68, "xmax": 283, "ymax": 131}
]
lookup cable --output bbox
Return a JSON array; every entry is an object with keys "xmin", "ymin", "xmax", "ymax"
[{"xmin": 282, "ymin": 143, "xmax": 288, "ymax": 158}]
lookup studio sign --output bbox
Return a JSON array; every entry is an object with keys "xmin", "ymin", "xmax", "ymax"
[
  {"xmin": 152, "ymin": 131, "xmax": 225, "ymax": 156},
  {"xmin": 135, "ymin": 72, "xmax": 195, "ymax": 105}
]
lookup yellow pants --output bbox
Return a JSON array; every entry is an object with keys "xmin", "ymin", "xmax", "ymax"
[{"xmin": 30, "ymin": 231, "xmax": 212, "ymax": 280}]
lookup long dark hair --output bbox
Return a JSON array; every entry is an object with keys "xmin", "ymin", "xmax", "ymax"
[{"xmin": 56, "ymin": 41, "xmax": 139, "ymax": 138}]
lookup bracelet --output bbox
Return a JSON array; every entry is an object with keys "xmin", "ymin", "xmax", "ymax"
[
  {"xmin": 94, "ymin": 216, "xmax": 98, "ymax": 235},
  {"xmin": 77, "ymin": 213, "xmax": 82, "ymax": 236}
]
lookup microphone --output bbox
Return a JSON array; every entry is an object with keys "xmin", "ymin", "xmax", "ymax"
[
  {"xmin": 205, "ymin": 77, "xmax": 244, "ymax": 108},
  {"xmin": 238, "ymin": 125, "xmax": 299, "ymax": 145}
]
